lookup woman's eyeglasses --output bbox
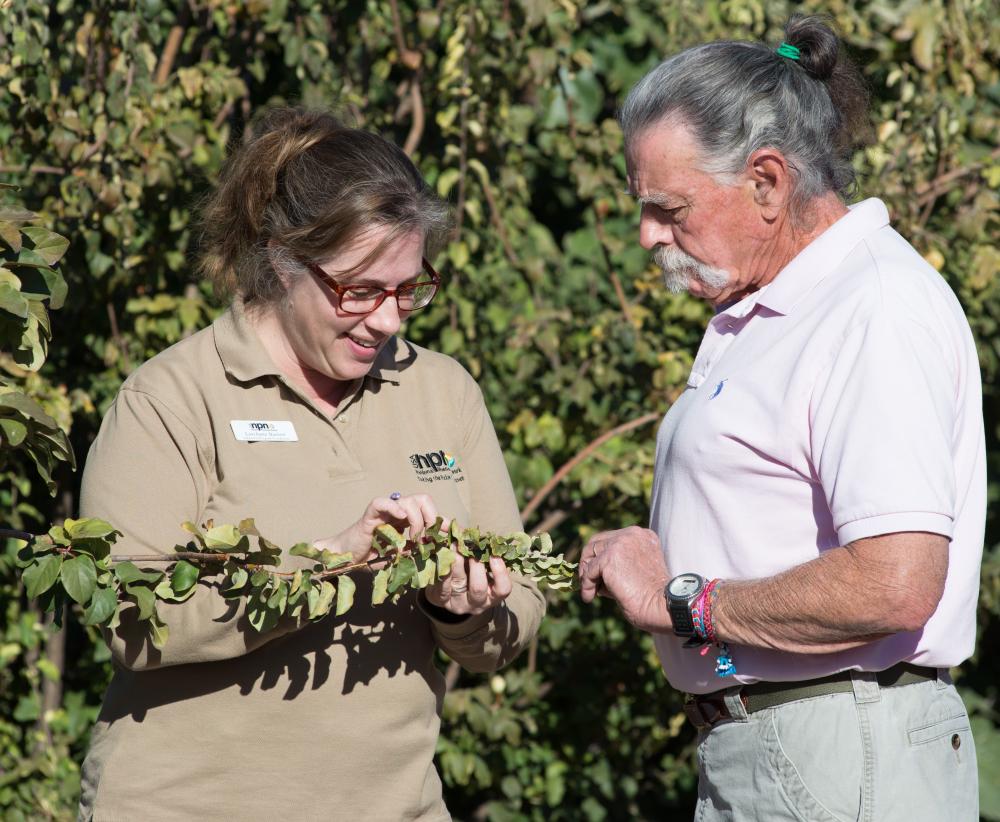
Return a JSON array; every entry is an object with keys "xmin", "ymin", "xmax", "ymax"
[{"xmin": 301, "ymin": 257, "xmax": 441, "ymax": 315}]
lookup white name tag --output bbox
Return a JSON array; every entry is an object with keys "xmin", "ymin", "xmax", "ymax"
[{"xmin": 230, "ymin": 420, "xmax": 299, "ymax": 442}]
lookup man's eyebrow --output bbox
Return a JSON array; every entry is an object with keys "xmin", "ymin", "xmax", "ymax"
[{"xmin": 624, "ymin": 188, "xmax": 684, "ymax": 209}]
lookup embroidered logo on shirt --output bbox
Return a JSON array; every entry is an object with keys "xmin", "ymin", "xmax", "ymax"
[
  {"xmin": 409, "ymin": 450, "xmax": 464, "ymax": 484},
  {"xmin": 709, "ymin": 380, "xmax": 728, "ymax": 399}
]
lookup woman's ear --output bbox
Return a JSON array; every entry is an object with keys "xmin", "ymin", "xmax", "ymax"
[{"xmin": 266, "ymin": 240, "xmax": 294, "ymax": 289}]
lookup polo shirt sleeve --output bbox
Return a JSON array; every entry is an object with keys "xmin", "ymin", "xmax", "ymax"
[
  {"xmin": 420, "ymin": 369, "xmax": 545, "ymax": 672},
  {"xmin": 809, "ymin": 308, "xmax": 957, "ymax": 545},
  {"xmin": 80, "ymin": 386, "xmax": 304, "ymax": 671}
]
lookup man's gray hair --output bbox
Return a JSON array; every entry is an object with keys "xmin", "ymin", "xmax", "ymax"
[{"xmin": 619, "ymin": 15, "xmax": 871, "ymax": 210}]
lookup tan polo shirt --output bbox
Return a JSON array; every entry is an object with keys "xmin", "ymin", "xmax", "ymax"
[{"xmin": 77, "ymin": 302, "xmax": 545, "ymax": 822}]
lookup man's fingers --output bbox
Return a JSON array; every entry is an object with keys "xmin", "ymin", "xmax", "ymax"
[{"xmin": 578, "ymin": 552, "xmax": 604, "ymax": 604}]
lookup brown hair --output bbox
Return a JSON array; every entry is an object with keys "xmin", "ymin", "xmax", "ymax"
[{"xmin": 198, "ymin": 107, "xmax": 451, "ymax": 303}]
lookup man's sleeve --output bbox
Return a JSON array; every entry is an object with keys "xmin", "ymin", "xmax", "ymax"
[
  {"xmin": 80, "ymin": 387, "xmax": 304, "ymax": 671},
  {"xmin": 419, "ymin": 368, "xmax": 545, "ymax": 672},
  {"xmin": 809, "ymin": 308, "xmax": 957, "ymax": 545}
]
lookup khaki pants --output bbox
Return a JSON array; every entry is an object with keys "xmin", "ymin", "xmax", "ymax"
[{"xmin": 694, "ymin": 672, "xmax": 978, "ymax": 821}]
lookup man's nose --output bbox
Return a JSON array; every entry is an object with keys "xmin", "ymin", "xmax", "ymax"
[{"xmin": 638, "ymin": 203, "xmax": 675, "ymax": 251}]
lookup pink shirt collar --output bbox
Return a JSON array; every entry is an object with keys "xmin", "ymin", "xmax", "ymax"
[{"xmin": 755, "ymin": 198, "xmax": 891, "ymax": 316}]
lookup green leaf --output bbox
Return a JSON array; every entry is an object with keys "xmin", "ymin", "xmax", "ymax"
[
  {"xmin": 0, "ymin": 390, "xmax": 58, "ymax": 428},
  {"xmin": 415, "ymin": 558, "xmax": 436, "ymax": 588},
  {"xmin": 125, "ymin": 583, "xmax": 156, "ymax": 621},
  {"xmin": 180, "ymin": 521, "xmax": 206, "ymax": 548},
  {"xmin": 64, "ymin": 518, "xmax": 119, "ymax": 540},
  {"xmin": 0, "ymin": 282, "xmax": 29, "ymax": 318},
  {"xmin": 36, "ymin": 658, "xmax": 60, "ymax": 682},
  {"xmin": 374, "ymin": 524, "xmax": 406, "ymax": 553},
  {"xmin": 309, "ymin": 580, "xmax": 335, "ymax": 619},
  {"xmin": 203, "ymin": 523, "xmax": 242, "ymax": 550},
  {"xmin": 22, "ymin": 554, "xmax": 63, "ymax": 598},
  {"xmin": 0, "ymin": 416, "xmax": 27, "ymax": 446},
  {"xmin": 13, "ymin": 693, "xmax": 40, "ymax": 722},
  {"xmin": 114, "ymin": 561, "xmax": 162, "ymax": 585},
  {"xmin": 60, "ymin": 555, "xmax": 97, "ymax": 604},
  {"xmin": 436, "ymin": 547, "xmax": 456, "ymax": 578},
  {"xmin": 372, "ymin": 567, "xmax": 390, "ymax": 605},
  {"xmin": 335, "ymin": 575, "xmax": 355, "ymax": 616},
  {"xmin": 170, "ymin": 560, "xmax": 200, "ymax": 594},
  {"xmin": 289, "ymin": 542, "xmax": 321, "ymax": 560},
  {"xmin": 20, "ymin": 227, "xmax": 69, "ymax": 266},
  {"xmin": 224, "ymin": 565, "xmax": 249, "ymax": 593},
  {"xmin": 388, "ymin": 556, "xmax": 417, "ymax": 594},
  {"xmin": 149, "ymin": 613, "xmax": 169, "ymax": 649},
  {"xmin": 83, "ymin": 586, "xmax": 118, "ymax": 626},
  {"xmin": 0, "ymin": 220, "xmax": 22, "ymax": 252},
  {"xmin": 320, "ymin": 549, "xmax": 353, "ymax": 570}
]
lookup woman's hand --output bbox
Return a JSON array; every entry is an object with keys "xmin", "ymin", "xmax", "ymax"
[
  {"xmin": 315, "ymin": 493, "xmax": 438, "ymax": 564},
  {"xmin": 425, "ymin": 554, "xmax": 513, "ymax": 616}
]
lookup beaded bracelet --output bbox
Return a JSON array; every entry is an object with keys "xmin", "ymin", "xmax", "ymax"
[{"xmin": 696, "ymin": 579, "xmax": 737, "ymax": 677}]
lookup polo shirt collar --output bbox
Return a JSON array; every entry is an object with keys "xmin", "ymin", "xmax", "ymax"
[
  {"xmin": 214, "ymin": 299, "xmax": 282, "ymax": 383},
  {"xmin": 755, "ymin": 197, "xmax": 890, "ymax": 316},
  {"xmin": 214, "ymin": 298, "xmax": 407, "ymax": 386}
]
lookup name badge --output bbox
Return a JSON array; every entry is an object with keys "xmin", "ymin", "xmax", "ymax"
[{"xmin": 230, "ymin": 420, "xmax": 299, "ymax": 442}]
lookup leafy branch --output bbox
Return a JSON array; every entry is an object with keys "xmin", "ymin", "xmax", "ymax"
[{"xmin": 10, "ymin": 516, "xmax": 576, "ymax": 651}]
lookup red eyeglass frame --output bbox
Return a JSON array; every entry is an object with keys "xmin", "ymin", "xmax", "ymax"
[{"xmin": 301, "ymin": 257, "xmax": 442, "ymax": 315}]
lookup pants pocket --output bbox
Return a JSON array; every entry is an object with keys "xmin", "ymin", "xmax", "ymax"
[
  {"xmin": 763, "ymin": 696, "xmax": 863, "ymax": 822},
  {"xmin": 907, "ymin": 712, "xmax": 969, "ymax": 745}
]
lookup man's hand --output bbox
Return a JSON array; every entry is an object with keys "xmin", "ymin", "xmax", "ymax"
[{"xmin": 578, "ymin": 526, "xmax": 673, "ymax": 633}]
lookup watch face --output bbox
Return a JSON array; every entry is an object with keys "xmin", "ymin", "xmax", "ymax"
[{"xmin": 668, "ymin": 573, "xmax": 703, "ymax": 598}]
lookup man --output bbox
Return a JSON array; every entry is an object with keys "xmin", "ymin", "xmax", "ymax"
[{"xmin": 578, "ymin": 15, "xmax": 983, "ymax": 821}]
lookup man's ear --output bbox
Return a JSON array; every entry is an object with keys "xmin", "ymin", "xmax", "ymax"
[{"xmin": 746, "ymin": 148, "xmax": 793, "ymax": 221}]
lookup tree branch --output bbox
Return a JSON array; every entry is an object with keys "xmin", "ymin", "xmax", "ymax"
[
  {"xmin": 915, "ymin": 144, "xmax": 1000, "ymax": 207},
  {"xmin": 519, "ymin": 412, "xmax": 661, "ymax": 525},
  {"xmin": 402, "ymin": 78, "xmax": 426, "ymax": 157},
  {"xmin": 155, "ymin": 24, "xmax": 186, "ymax": 84}
]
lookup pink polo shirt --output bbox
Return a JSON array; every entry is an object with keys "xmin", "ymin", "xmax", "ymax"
[{"xmin": 650, "ymin": 198, "xmax": 986, "ymax": 695}]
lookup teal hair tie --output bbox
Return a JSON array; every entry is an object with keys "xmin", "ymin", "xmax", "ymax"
[{"xmin": 776, "ymin": 42, "xmax": 801, "ymax": 61}]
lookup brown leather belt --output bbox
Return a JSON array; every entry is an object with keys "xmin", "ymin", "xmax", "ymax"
[{"xmin": 683, "ymin": 662, "xmax": 939, "ymax": 731}]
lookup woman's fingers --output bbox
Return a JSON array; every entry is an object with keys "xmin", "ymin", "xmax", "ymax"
[
  {"xmin": 466, "ymin": 559, "xmax": 489, "ymax": 608},
  {"xmin": 487, "ymin": 556, "xmax": 513, "ymax": 599}
]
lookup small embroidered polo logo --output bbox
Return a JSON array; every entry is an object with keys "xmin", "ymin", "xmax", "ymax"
[
  {"xmin": 709, "ymin": 379, "xmax": 728, "ymax": 399},
  {"xmin": 408, "ymin": 449, "xmax": 464, "ymax": 484}
]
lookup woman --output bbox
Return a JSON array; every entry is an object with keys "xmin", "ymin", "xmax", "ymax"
[{"xmin": 78, "ymin": 107, "xmax": 544, "ymax": 821}]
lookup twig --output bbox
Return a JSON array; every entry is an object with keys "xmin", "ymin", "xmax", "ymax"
[
  {"xmin": 519, "ymin": 412, "xmax": 661, "ymax": 524},
  {"xmin": 452, "ymin": 96, "xmax": 469, "ymax": 243},
  {"xmin": 593, "ymin": 206, "xmax": 632, "ymax": 323},
  {"xmin": 0, "ymin": 165, "xmax": 66, "ymax": 176},
  {"xmin": 444, "ymin": 660, "xmax": 461, "ymax": 691},
  {"xmin": 106, "ymin": 302, "xmax": 133, "ymax": 373},
  {"xmin": 155, "ymin": 24, "xmax": 186, "ymax": 84},
  {"xmin": 0, "ymin": 528, "xmax": 33, "ymax": 542},
  {"xmin": 402, "ymin": 78, "xmax": 425, "ymax": 157},
  {"xmin": 388, "ymin": 0, "xmax": 422, "ymax": 70},
  {"xmin": 481, "ymin": 178, "xmax": 519, "ymax": 266},
  {"xmin": 915, "ymin": 145, "xmax": 1000, "ymax": 207}
]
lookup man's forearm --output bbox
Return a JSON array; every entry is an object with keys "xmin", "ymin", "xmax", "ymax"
[{"xmin": 710, "ymin": 533, "xmax": 948, "ymax": 654}]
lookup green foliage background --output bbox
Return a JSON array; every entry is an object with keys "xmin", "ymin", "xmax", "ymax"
[{"xmin": 1, "ymin": 0, "xmax": 998, "ymax": 818}]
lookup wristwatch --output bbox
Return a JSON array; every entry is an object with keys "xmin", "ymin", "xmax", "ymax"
[{"xmin": 665, "ymin": 573, "xmax": 707, "ymax": 641}]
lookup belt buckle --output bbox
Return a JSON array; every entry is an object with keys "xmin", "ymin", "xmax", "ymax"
[{"xmin": 683, "ymin": 697, "xmax": 725, "ymax": 730}]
